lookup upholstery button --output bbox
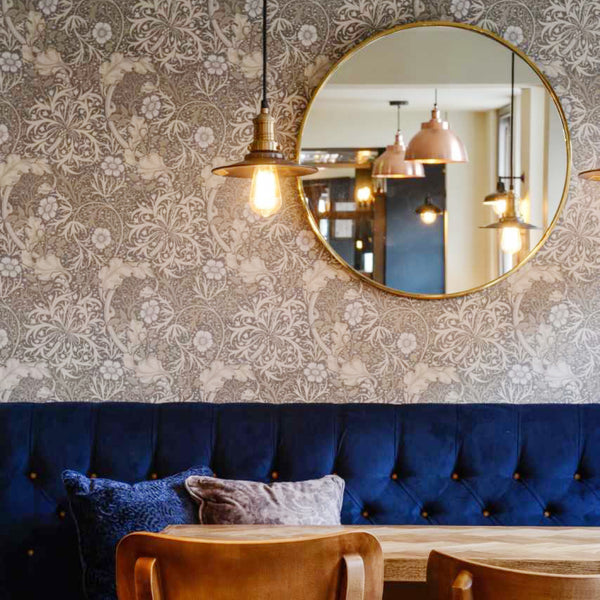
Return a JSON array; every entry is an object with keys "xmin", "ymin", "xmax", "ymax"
[
  {"xmin": 544, "ymin": 509, "xmax": 552, "ymax": 518},
  {"xmin": 391, "ymin": 472, "xmax": 398, "ymax": 480},
  {"xmin": 451, "ymin": 472, "xmax": 459, "ymax": 481},
  {"xmin": 513, "ymin": 472, "xmax": 521, "ymax": 480},
  {"xmin": 361, "ymin": 510, "xmax": 369, "ymax": 518},
  {"xmin": 482, "ymin": 509, "xmax": 491, "ymax": 518},
  {"xmin": 150, "ymin": 473, "xmax": 158, "ymax": 480},
  {"xmin": 29, "ymin": 472, "xmax": 37, "ymax": 480},
  {"xmin": 421, "ymin": 510, "xmax": 429, "ymax": 519},
  {"xmin": 574, "ymin": 473, "xmax": 582, "ymax": 481},
  {"xmin": 271, "ymin": 471, "xmax": 279, "ymax": 480},
  {"xmin": 27, "ymin": 549, "xmax": 34, "ymax": 557}
]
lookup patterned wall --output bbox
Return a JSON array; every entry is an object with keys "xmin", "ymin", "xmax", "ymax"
[{"xmin": 0, "ymin": 0, "xmax": 598, "ymax": 404}]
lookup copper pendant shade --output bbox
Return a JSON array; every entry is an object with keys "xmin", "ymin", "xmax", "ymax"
[
  {"xmin": 372, "ymin": 101, "xmax": 425, "ymax": 179},
  {"xmin": 211, "ymin": 0, "xmax": 316, "ymax": 182},
  {"xmin": 405, "ymin": 92, "xmax": 469, "ymax": 164}
]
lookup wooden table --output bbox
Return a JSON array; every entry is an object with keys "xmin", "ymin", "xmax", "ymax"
[{"xmin": 164, "ymin": 525, "xmax": 600, "ymax": 583}]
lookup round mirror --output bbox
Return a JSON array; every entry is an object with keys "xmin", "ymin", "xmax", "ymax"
[{"xmin": 298, "ymin": 23, "xmax": 571, "ymax": 299}]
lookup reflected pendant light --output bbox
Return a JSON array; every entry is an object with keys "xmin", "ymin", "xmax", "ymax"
[
  {"xmin": 372, "ymin": 101, "xmax": 425, "ymax": 179},
  {"xmin": 405, "ymin": 89, "xmax": 469, "ymax": 164},
  {"xmin": 483, "ymin": 179, "xmax": 510, "ymax": 216},
  {"xmin": 416, "ymin": 196, "xmax": 443, "ymax": 225},
  {"xmin": 211, "ymin": 0, "xmax": 317, "ymax": 217},
  {"xmin": 482, "ymin": 53, "xmax": 538, "ymax": 254}
]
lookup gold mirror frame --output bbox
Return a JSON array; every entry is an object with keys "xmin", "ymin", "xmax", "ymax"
[{"xmin": 296, "ymin": 21, "xmax": 572, "ymax": 300}]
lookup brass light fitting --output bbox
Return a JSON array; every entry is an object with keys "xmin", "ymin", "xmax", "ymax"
[
  {"xmin": 212, "ymin": 107, "xmax": 316, "ymax": 178},
  {"xmin": 211, "ymin": 0, "xmax": 316, "ymax": 217},
  {"xmin": 415, "ymin": 196, "xmax": 443, "ymax": 225}
]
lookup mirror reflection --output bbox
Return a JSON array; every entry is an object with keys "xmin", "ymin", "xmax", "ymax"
[{"xmin": 299, "ymin": 25, "xmax": 569, "ymax": 297}]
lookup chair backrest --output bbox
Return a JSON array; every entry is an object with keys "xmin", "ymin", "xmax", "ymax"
[
  {"xmin": 117, "ymin": 531, "xmax": 384, "ymax": 600},
  {"xmin": 427, "ymin": 550, "xmax": 600, "ymax": 600}
]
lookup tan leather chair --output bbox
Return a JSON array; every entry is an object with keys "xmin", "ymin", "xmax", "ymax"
[
  {"xmin": 427, "ymin": 549, "xmax": 600, "ymax": 600},
  {"xmin": 117, "ymin": 531, "xmax": 384, "ymax": 600}
]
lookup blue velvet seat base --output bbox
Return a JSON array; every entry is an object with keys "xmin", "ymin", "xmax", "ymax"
[{"xmin": 2, "ymin": 403, "xmax": 600, "ymax": 599}]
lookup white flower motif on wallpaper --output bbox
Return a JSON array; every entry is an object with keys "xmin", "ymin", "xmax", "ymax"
[
  {"xmin": 0, "ymin": 52, "xmax": 22, "ymax": 73},
  {"xmin": 100, "ymin": 359, "xmax": 124, "ymax": 381},
  {"xmin": 304, "ymin": 362, "xmax": 327, "ymax": 383},
  {"xmin": 142, "ymin": 95, "xmax": 161, "ymax": 119},
  {"xmin": 193, "ymin": 330, "xmax": 214, "ymax": 353},
  {"xmin": 93, "ymin": 23, "xmax": 113, "ymax": 45},
  {"xmin": 451, "ymin": 0, "xmax": 471, "ymax": 19},
  {"xmin": 38, "ymin": 0, "xmax": 58, "ymax": 15},
  {"xmin": 0, "ymin": 257, "xmax": 21, "ymax": 278},
  {"xmin": 504, "ymin": 25, "xmax": 524, "ymax": 47},
  {"xmin": 38, "ymin": 196, "xmax": 58, "ymax": 221},
  {"xmin": 298, "ymin": 25, "xmax": 318, "ymax": 47},
  {"xmin": 195, "ymin": 126, "xmax": 215, "ymax": 148},
  {"xmin": 0, "ymin": 0, "xmax": 597, "ymax": 403}
]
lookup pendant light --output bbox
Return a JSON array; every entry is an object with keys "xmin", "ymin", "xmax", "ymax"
[
  {"xmin": 483, "ymin": 173, "xmax": 525, "ymax": 216},
  {"xmin": 482, "ymin": 53, "xmax": 537, "ymax": 254},
  {"xmin": 212, "ymin": 0, "xmax": 317, "ymax": 217},
  {"xmin": 372, "ymin": 101, "xmax": 425, "ymax": 179},
  {"xmin": 405, "ymin": 89, "xmax": 468, "ymax": 164},
  {"xmin": 416, "ymin": 196, "xmax": 443, "ymax": 225}
]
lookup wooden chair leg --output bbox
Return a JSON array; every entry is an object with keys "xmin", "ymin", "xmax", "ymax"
[
  {"xmin": 452, "ymin": 570, "xmax": 474, "ymax": 600},
  {"xmin": 342, "ymin": 553, "xmax": 365, "ymax": 600},
  {"xmin": 134, "ymin": 557, "xmax": 162, "ymax": 600}
]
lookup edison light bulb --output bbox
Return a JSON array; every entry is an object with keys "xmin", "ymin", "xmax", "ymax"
[
  {"xmin": 491, "ymin": 199, "xmax": 507, "ymax": 216},
  {"xmin": 420, "ymin": 209, "xmax": 437, "ymax": 225},
  {"xmin": 501, "ymin": 226, "xmax": 522, "ymax": 254},
  {"xmin": 249, "ymin": 165, "xmax": 282, "ymax": 217},
  {"xmin": 356, "ymin": 186, "xmax": 372, "ymax": 204}
]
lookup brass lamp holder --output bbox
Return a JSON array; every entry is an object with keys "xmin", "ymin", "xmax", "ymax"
[
  {"xmin": 212, "ymin": 108, "xmax": 316, "ymax": 178},
  {"xmin": 481, "ymin": 189, "xmax": 538, "ymax": 230}
]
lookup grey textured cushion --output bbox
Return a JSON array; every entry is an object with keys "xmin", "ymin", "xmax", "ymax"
[{"xmin": 185, "ymin": 474, "xmax": 345, "ymax": 525}]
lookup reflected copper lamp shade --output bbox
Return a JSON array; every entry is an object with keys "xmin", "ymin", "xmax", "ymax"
[
  {"xmin": 372, "ymin": 101, "xmax": 425, "ymax": 179},
  {"xmin": 405, "ymin": 92, "xmax": 468, "ymax": 164}
]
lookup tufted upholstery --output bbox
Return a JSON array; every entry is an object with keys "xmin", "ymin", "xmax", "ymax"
[{"xmin": 2, "ymin": 402, "xmax": 600, "ymax": 599}]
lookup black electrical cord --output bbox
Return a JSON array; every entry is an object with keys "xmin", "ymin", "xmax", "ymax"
[
  {"xmin": 509, "ymin": 52, "xmax": 515, "ymax": 189},
  {"xmin": 261, "ymin": 0, "xmax": 269, "ymax": 109}
]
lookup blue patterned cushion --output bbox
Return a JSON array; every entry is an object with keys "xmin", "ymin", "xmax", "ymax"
[{"xmin": 63, "ymin": 466, "xmax": 212, "ymax": 600}]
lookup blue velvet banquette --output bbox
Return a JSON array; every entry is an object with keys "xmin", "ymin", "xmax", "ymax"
[{"xmin": 2, "ymin": 402, "xmax": 600, "ymax": 599}]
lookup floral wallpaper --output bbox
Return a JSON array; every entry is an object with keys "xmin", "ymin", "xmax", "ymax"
[{"xmin": 0, "ymin": 0, "xmax": 599, "ymax": 404}]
